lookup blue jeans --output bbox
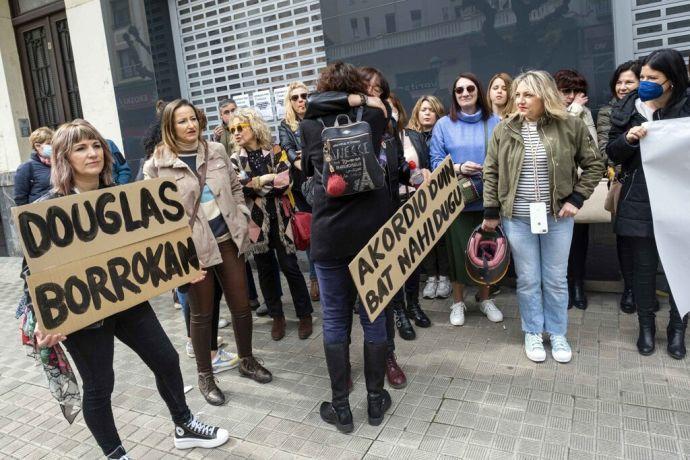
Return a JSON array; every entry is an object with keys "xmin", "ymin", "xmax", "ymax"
[
  {"xmin": 502, "ymin": 215, "xmax": 574, "ymax": 336},
  {"xmin": 315, "ymin": 259, "xmax": 387, "ymax": 344}
]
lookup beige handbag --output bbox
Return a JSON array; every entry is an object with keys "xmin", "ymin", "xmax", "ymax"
[{"xmin": 575, "ymin": 178, "xmax": 611, "ymax": 224}]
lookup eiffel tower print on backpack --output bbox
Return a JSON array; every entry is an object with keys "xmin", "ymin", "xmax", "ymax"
[{"xmin": 319, "ymin": 107, "xmax": 385, "ymax": 197}]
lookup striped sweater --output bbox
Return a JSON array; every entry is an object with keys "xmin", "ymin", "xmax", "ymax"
[{"xmin": 513, "ymin": 122, "xmax": 551, "ymax": 217}]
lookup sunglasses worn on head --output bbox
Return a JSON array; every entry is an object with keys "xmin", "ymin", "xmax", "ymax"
[
  {"xmin": 230, "ymin": 123, "xmax": 250, "ymax": 134},
  {"xmin": 455, "ymin": 85, "xmax": 476, "ymax": 95},
  {"xmin": 290, "ymin": 93, "xmax": 308, "ymax": 102}
]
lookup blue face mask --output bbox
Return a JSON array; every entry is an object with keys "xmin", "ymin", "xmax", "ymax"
[
  {"xmin": 638, "ymin": 80, "xmax": 666, "ymax": 102},
  {"xmin": 40, "ymin": 145, "xmax": 52, "ymax": 157}
]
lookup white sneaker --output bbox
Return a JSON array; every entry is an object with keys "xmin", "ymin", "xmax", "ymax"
[
  {"xmin": 423, "ymin": 276, "xmax": 438, "ymax": 299},
  {"xmin": 174, "ymin": 414, "xmax": 229, "ymax": 449},
  {"xmin": 524, "ymin": 333, "xmax": 546, "ymax": 362},
  {"xmin": 449, "ymin": 302, "xmax": 466, "ymax": 326},
  {"xmin": 174, "ymin": 302, "xmax": 182, "ymax": 310},
  {"xmin": 218, "ymin": 318, "xmax": 229, "ymax": 329},
  {"xmin": 212, "ymin": 349, "xmax": 240, "ymax": 374},
  {"xmin": 436, "ymin": 276, "xmax": 451, "ymax": 299},
  {"xmin": 479, "ymin": 299, "xmax": 503, "ymax": 322},
  {"xmin": 185, "ymin": 341, "xmax": 195, "ymax": 358},
  {"xmin": 550, "ymin": 335, "xmax": 572, "ymax": 363}
]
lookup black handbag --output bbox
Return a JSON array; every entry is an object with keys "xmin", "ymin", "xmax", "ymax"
[{"xmin": 319, "ymin": 107, "xmax": 385, "ymax": 197}]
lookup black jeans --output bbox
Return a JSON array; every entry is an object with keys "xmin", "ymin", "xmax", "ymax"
[
  {"xmin": 253, "ymin": 221, "xmax": 313, "ymax": 319},
  {"xmin": 626, "ymin": 236, "xmax": 684, "ymax": 325},
  {"xmin": 567, "ymin": 223, "xmax": 589, "ymax": 281},
  {"xmin": 63, "ymin": 303, "xmax": 190, "ymax": 455},
  {"xmin": 422, "ymin": 239, "xmax": 450, "ymax": 277}
]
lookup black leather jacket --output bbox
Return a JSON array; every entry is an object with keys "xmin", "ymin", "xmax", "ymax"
[
  {"xmin": 278, "ymin": 120, "xmax": 310, "ymax": 212},
  {"xmin": 607, "ymin": 88, "xmax": 690, "ymax": 238},
  {"xmin": 305, "ymin": 91, "xmax": 411, "ymax": 203}
]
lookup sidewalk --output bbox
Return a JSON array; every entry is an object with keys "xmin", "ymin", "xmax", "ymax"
[{"xmin": 0, "ymin": 256, "xmax": 688, "ymax": 459}]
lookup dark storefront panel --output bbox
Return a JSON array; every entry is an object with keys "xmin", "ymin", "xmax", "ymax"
[
  {"xmin": 101, "ymin": 0, "xmax": 181, "ymax": 166},
  {"xmin": 319, "ymin": 0, "xmax": 615, "ymax": 114}
]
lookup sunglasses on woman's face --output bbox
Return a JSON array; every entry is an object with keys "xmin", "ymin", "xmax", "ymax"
[
  {"xmin": 455, "ymin": 85, "xmax": 476, "ymax": 95},
  {"xmin": 290, "ymin": 93, "xmax": 308, "ymax": 102},
  {"xmin": 230, "ymin": 123, "xmax": 250, "ymax": 134}
]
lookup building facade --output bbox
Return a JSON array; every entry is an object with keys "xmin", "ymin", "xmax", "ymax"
[{"xmin": 0, "ymin": 0, "xmax": 688, "ymax": 267}]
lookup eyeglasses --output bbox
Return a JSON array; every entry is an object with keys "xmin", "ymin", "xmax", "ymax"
[
  {"xmin": 290, "ymin": 93, "xmax": 308, "ymax": 102},
  {"xmin": 230, "ymin": 123, "xmax": 250, "ymax": 134},
  {"xmin": 454, "ymin": 85, "xmax": 476, "ymax": 95}
]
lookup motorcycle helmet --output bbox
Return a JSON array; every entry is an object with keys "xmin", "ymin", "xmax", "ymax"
[{"xmin": 465, "ymin": 224, "xmax": 511, "ymax": 286}]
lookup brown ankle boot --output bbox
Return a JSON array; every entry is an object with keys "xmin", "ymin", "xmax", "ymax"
[
  {"xmin": 239, "ymin": 356, "xmax": 273, "ymax": 383},
  {"xmin": 198, "ymin": 372, "xmax": 225, "ymax": 405},
  {"xmin": 298, "ymin": 315, "xmax": 313, "ymax": 339},
  {"xmin": 271, "ymin": 316, "xmax": 286, "ymax": 341},
  {"xmin": 310, "ymin": 279, "xmax": 320, "ymax": 302}
]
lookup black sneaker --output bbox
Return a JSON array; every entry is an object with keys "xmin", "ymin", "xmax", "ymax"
[{"xmin": 174, "ymin": 415, "xmax": 229, "ymax": 450}]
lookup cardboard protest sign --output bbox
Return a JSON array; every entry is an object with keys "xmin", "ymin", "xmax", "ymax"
[
  {"xmin": 349, "ymin": 157, "xmax": 464, "ymax": 322},
  {"xmin": 12, "ymin": 179, "xmax": 201, "ymax": 335}
]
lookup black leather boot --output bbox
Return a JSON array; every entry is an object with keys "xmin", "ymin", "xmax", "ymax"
[
  {"xmin": 667, "ymin": 307, "xmax": 688, "ymax": 360},
  {"xmin": 637, "ymin": 316, "xmax": 656, "ymax": 356},
  {"xmin": 320, "ymin": 342, "xmax": 354, "ymax": 433},
  {"xmin": 571, "ymin": 279, "xmax": 588, "ymax": 310},
  {"xmin": 405, "ymin": 294, "xmax": 431, "ymax": 328},
  {"xmin": 620, "ymin": 288, "xmax": 635, "ymax": 314},
  {"xmin": 394, "ymin": 304, "xmax": 415, "ymax": 340},
  {"xmin": 364, "ymin": 342, "xmax": 392, "ymax": 426}
]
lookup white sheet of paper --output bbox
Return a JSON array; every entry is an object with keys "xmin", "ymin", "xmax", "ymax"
[
  {"xmin": 640, "ymin": 118, "xmax": 690, "ymax": 317},
  {"xmin": 233, "ymin": 94, "xmax": 251, "ymax": 108},
  {"xmin": 273, "ymin": 86, "xmax": 288, "ymax": 120},
  {"xmin": 253, "ymin": 90, "xmax": 274, "ymax": 121}
]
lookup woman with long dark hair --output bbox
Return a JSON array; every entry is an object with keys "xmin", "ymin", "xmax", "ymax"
[
  {"xmin": 596, "ymin": 60, "xmax": 642, "ymax": 314},
  {"xmin": 430, "ymin": 72, "xmax": 503, "ymax": 327},
  {"xmin": 607, "ymin": 48, "xmax": 690, "ymax": 359}
]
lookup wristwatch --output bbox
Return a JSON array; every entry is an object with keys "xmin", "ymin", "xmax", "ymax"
[{"xmin": 359, "ymin": 93, "xmax": 368, "ymax": 107}]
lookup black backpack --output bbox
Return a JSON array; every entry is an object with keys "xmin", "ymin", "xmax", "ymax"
[{"xmin": 319, "ymin": 107, "xmax": 384, "ymax": 197}]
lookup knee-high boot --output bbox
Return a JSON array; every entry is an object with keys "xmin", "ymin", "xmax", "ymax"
[
  {"xmin": 319, "ymin": 342, "xmax": 354, "ymax": 433},
  {"xmin": 363, "ymin": 341, "xmax": 391, "ymax": 426}
]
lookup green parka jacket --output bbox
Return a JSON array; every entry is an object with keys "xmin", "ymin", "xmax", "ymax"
[{"xmin": 483, "ymin": 113, "xmax": 605, "ymax": 219}]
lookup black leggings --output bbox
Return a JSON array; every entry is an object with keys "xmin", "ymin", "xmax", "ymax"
[
  {"xmin": 624, "ymin": 235, "xmax": 684, "ymax": 326},
  {"xmin": 63, "ymin": 303, "xmax": 190, "ymax": 455},
  {"xmin": 567, "ymin": 223, "xmax": 589, "ymax": 281}
]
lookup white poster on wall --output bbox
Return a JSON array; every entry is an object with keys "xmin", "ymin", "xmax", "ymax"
[
  {"xmin": 640, "ymin": 118, "xmax": 690, "ymax": 317},
  {"xmin": 253, "ymin": 90, "xmax": 274, "ymax": 121},
  {"xmin": 233, "ymin": 94, "xmax": 251, "ymax": 108},
  {"xmin": 273, "ymin": 86, "xmax": 289, "ymax": 120}
]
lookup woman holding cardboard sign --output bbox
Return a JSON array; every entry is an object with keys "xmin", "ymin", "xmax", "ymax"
[
  {"xmin": 482, "ymin": 71, "xmax": 604, "ymax": 364},
  {"xmin": 29, "ymin": 119, "xmax": 229, "ymax": 458},
  {"xmin": 144, "ymin": 99, "xmax": 272, "ymax": 407}
]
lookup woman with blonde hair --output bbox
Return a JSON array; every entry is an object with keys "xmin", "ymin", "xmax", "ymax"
[
  {"xmin": 232, "ymin": 108, "xmax": 313, "ymax": 341},
  {"xmin": 27, "ymin": 119, "xmax": 230, "ymax": 458},
  {"xmin": 482, "ymin": 71, "xmax": 604, "ymax": 363},
  {"xmin": 144, "ymin": 99, "xmax": 272, "ymax": 406},
  {"xmin": 487, "ymin": 72, "xmax": 513, "ymax": 119},
  {"xmin": 401, "ymin": 95, "xmax": 445, "ymax": 323},
  {"xmin": 278, "ymin": 81, "xmax": 319, "ymax": 301}
]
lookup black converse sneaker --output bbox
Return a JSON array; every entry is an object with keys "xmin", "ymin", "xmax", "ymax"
[{"xmin": 174, "ymin": 414, "xmax": 229, "ymax": 449}]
